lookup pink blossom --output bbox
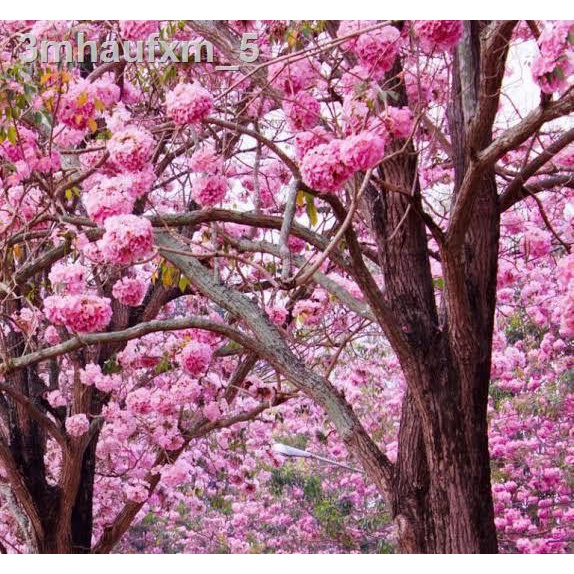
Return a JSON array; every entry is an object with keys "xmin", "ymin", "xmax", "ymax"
[
  {"xmin": 337, "ymin": 21, "xmax": 376, "ymax": 51},
  {"xmin": 522, "ymin": 228, "xmax": 552, "ymax": 258},
  {"xmin": 125, "ymin": 165, "xmax": 156, "ymax": 198},
  {"xmin": 112, "ymin": 276, "xmax": 147, "ymax": 307},
  {"xmin": 108, "ymin": 126, "xmax": 155, "ymax": 172},
  {"xmin": 203, "ymin": 402, "xmax": 221, "ymax": 422},
  {"xmin": 340, "ymin": 132, "xmax": 386, "ymax": 171},
  {"xmin": 283, "ymin": 92, "xmax": 320, "ymax": 131},
  {"xmin": 301, "ymin": 140, "xmax": 353, "ymax": 193},
  {"xmin": 166, "ymin": 83, "xmax": 213, "ymax": 126},
  {"xmin": 44, "ymin": 325, "xmax": 60, "ymax": 345},
  {"xmin": 287, "ymin": 236, "xmax": 306, "ymax": 254},
  {"xmin": 382, "ymin": 106, "xmax": 414, "ymax": 139},
  {"xmin": 58, "ymin": 76, "xmax": 119, "ymax": 131},
  {"xmin": 192, "ymin": 175, "xmax": 228, "ymax": 207},
  {"xmin": 83, "ymin": 176, "xmax": 135, "ymax": 225},
  {"xmin": 161, "ymin": 460, "xmax": 191, "ymax": 488},
  {"xmin": 355, "ymin": 26, "xmax": 401, "ymax": 75},
  {"xmin": 294, "ymin": 127, "xmax": 332, "ymax": 161},
  {"xmin": 123, "ymin": 480, "xmax": 149, "ymax": 503},
  {"xmin": 268, "ymin": 306, "xmax": 288, "ymax": 326},
  {"xmin": 100, "ymin": 215, "xmax": 154, "ymax": 265},
  {"xmin": 46, "ymin": 390, "xmax": 66, "ymax": 408},
  {"xmin": 80, "ymin": 363, "xmax": 121, "ymax": 393},
  {"xmin": 119, "ymin": 20, "xmax": 158, "ymax": 40},
  {"xmin": 179, "ymin": 341, "xmax": 213, "ymax": 376},
  {"xmin": 413, "ymin": 21, "xmax": 463, "ymax": 52},
  {"xmin": 66, "ymin": 414, "xmax": 90, "ymax": 437},
  {"xmin": 48, "ymin": 262, "xmax": 87, "ymax": 295},
  {"xmin": 0, "ymin": 126, "xmax": 37, "ymax": 162},
  {"xmin": 44, "ymin": 294, "xmax": 112, "ymax": 333},
  {"xmin": 531, "ymin": 21, "xmax": 574, "ymax": 94},
  {"xmin": 189, "ymin": 145, "xmax": 223, "ymax": 174},
  {"xmin": 92, "ymin": 73, "xmax": 122, "ymax": 107},
  {"xmin": 126, "ymin": 388, "xmax": 153, "ymax": 415},
  {"xmin": 342, "ymin": 97, "xmax": 370, "ymax": 134},
  {"xmin": 268, "ymin": 59, "xmax": 316, "ymax": 95}
]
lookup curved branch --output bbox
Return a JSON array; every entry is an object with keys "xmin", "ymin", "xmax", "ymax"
[
  {"xmin": 0, "ymin": 317, "xmax": 258, "ymax": 376},
  {"xmin": 500, "ymin": 127, "xmax": 574, "ymax": 211},
  {"xmin": 0, "ymin": 382, "xmax": 66, "ymax": 449}
]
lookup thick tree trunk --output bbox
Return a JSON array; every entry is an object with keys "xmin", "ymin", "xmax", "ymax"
[
  {"xmin": 389, "ymin": 336, "xmax": 497, "ymax": 554},
  {"xmin": 364, "ymin": 21, "xmax": 508, "ymax": 553},
  {"xmin": 391, "ymin": 342, "xmax": 498, "ymax": 554}
]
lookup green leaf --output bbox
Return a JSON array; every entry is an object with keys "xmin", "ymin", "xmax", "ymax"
[
  {"xmin": 102, "ymin": 358, "xmax": 122, "ymax": 374},
  {"xmin": 154, "ymin": 356, "xmax": 172, "ymax": 374},
  {"xmin": 7, "ymin": 125, "xmax": 17, "ymax": 145},
  {"xmin": 178, "ymin": 274, "xmax": 190, "ymax": 293}
]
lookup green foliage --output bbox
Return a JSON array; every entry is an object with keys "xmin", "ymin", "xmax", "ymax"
[
  {"xmin": 269, "ymin": 465, "xmax": 305, "ymax": 496},
  {"xmin": 504, "ymin": 311, "xmax": 545, "ymax": 345},
  {"xmin": 303, "ymin": 475, "xmax": 323, "ymax": 502},
  {"xmin": 208, "ymin": 495, "xmax": 233, "ymax": 516},
  {"xmin": 102, "ymin": 357, "xmax": 122, "ymax": 375},
  {"xmin": 154, "ymin": 355, "xmax": 172, "ymax": 375},
  {"xmin": 490, "ymin": 386, "xmax": 515, "ymax": 409}
]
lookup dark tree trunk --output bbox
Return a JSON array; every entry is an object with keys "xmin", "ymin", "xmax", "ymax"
[{"xmin": 361, "ymin": 22, "xmax": 504, "ymax": 552}]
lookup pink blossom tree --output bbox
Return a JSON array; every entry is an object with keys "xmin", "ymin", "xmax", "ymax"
[{"xmin": 0, "ymin": 19, "xmax": 572, "ymax": 554}]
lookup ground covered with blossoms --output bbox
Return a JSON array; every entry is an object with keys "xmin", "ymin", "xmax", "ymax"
[{"xmin": 0, "ymin": 19, "xmax": 572, "ymax": 554}]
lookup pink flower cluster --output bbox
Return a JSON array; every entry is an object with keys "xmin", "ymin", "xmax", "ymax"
[
  {"xmin": 166, "ymin": 83, "xmax": 213, "ymax": 126},
  {"xmin": 294, "ymin": 127, "xmax": 332, "ymax": 161},
  {"xmin": 531, "ymin": 21, "xmax": 574, "ymax": 94},
  {"xmin": 80, "ymin": 363, "xmax": 122, "ymax": 393},
  {"xmin": 301, "ymin": 132, "xmax": 386, "ymax": 193},
  {"xmin": 123, "ymin": 480, "xmax": 149, "ymax": 503},
  {"xmin": 126, "ymin": 388, "xmax": 153, "ymax": 415},
  {"xmin": 58, "ymin": 75, "xmax": 120, "ymax": 131},
  {"xmin": 340, "ymin": 132, "xmax": 386, "ymax": 171},
  {"xmin": 100, "ymin": 215, "xmax": 154, "ymax": 265},
  {"xmin": 161, "ymin": 459, "xmax": 191, "ymax": 488},
  {"xmin": 112, "ymin": 276, "xmax": 148, "ymax": 307},
  {"xmin": 522, "ymin": 228, "xmax": 552, "ymax": 258},
  {"xmin": 189, "ymin": 145, "xmax": 223, "ymax": 175},
  {"xmin": 268, "ymin": 59, "xmax": 316, "ymax": 95},
  {"xmin": 203, "ymin": 401, "xmax": 222, "ymax": 423},
  {"xmin": 338, "ymin": 20, "xmax": 376, "ymax": 51},
  {"xmin": 413, "ymin": 21, "xmax": 464, "ymax": 52},
  {"xmin": 283, "ymin": 92, "xmax": 320, "ymax": 131},
  {"xmin": 83, "ymin": 176, "xmax": 135, "ymax": 225},
  {"xmin": 0, "ymin": 126, "xmax": 61, "ymax": 182},
  {"xmin": 381, "ymin": 106, "xmax": 414, "ymax": 139},
  {"xmin": 0, "ymin": 126, "xmax": 37, "ymax": 163},
  {"xmin": 191, "ymin": 175, "xmax": 228, "ymax": 207},
  {"xmin": 179, "ymin": 341, "xmax": 213, "ymax": 376},
  {"xmin": 556, "ymin": 255, "xmax": 574, "ymax": 337},
  {"xmin": 354, "ymin": 26, "xmax": 401, "ymax": 76},
  {"xmin": 44, "ymin": 294, "xmax": 112, "ymax": 333},
  {"xmin": 127, "ymin": 165, "xmax": 156, "ymax": 198},
  {"xmin": 48, "ymin": 262, "xmax": 87, "ymax": 295},
  {"xmin": 108, "ymin": 126, "xmax": 155, "ymax": 172},
  {"xmin": 301, "ymin": 140, "xmax": 354, "ymax": 193},
  {"xmin": 65, "ymin": 414, "xmax": 90, "ymax": 437},
  {"xmin": 119, "ymin": 20, "xmax": 158, "ymax": 40}
]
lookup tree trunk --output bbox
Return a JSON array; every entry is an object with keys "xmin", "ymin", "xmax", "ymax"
[{"xmin": 389, "ymin": 333, "xmax": 498, "ymax": 554}]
